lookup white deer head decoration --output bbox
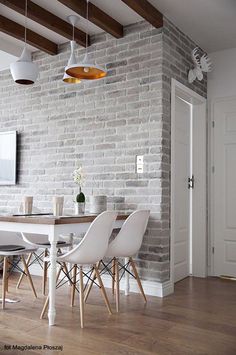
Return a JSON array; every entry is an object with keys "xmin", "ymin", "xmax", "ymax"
[{"xmin": 188, "ymin": 47, "xmax": 212, "ymax": 83}]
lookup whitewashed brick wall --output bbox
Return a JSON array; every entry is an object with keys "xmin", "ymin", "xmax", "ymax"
[{"xmin": 0, "ymin": 18, "xmax": 207, "ymax": 282}]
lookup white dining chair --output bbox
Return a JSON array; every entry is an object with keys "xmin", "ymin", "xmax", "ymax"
[
  {"xmin": 84, "ymin": 210, "xmax": 150, "ymax": 312},
  {"xmin": 0, "ymin": 231, "xmax": 38, "ymax": 309},
  {"xmin": 17, "ymin": 232, "xmax": 72, "ymax": 295},
  {"xmin": 40, "ymin": 211, "xmax": 118, "ymax": 328}
]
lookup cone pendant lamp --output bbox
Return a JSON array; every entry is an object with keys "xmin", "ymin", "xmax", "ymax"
[
  {"xmin": 63, "ymin": 15, "xmax": 81, "ymax": 84},
  {"xmin": 10, "ymin": 0, "xmax": 38, "ymax": 85},
  {"xmin": 10, "ymin": 47, "xmax": 39, "ymax": 85},
  {"xmin": 63, "ymin": 72, "xmax": 81, "ymax": 84},
  {"xmin": 65, "ymin": 0, "xmax": 107, "ymax": 81}
]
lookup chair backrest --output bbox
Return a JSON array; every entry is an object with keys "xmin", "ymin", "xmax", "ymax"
[
  {"xmin": 21, "ymin": 232, "xmax": 49, "ymax": 247},
  {"xmin": 20, "ymin": 207, "xmax": 54, "ymax": 246},
  {"xmin": 0, "ymin": 230, "xmax": 32, "ymax": 248},
  {"xmin": 60, "ymin": 211, "xmax": 117, "ymax": 265},
  {"xmin": 106, "ymin": 210, "xmax": 150, "ymax": 257}
]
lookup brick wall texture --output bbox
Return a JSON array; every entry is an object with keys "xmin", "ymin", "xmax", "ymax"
[{"xmin": 0, "ymin": 17, "xmax": 207, "ymax": 283}]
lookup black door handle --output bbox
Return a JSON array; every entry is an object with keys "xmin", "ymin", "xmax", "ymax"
[{"xmin": 188, "ymin": 175, "xmax": 194, "ymax": 189}]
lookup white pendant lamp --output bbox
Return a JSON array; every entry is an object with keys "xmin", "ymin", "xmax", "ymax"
[
  {"xmin": 10, "ymin": 0, "xmax": 39, "ymax": 85},
  {"xmin": 65, "ymin": 0, "xmax": 107, "ymax": 80},
  {"xmin": 63, "ymin": 16, "xmax": 81, "ymax": 84}
]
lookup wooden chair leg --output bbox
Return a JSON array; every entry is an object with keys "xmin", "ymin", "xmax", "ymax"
[
  {"xmin": 71, "ymin": 264, "xmax": 77, "ymax": 307},
  {"xmin": 21, "ymin": 255, "xmax": 37, "ymax": 299},
  {"xmin": 84, "ymin": 268, "xmax": 97, "ymax": 303},
  {"xmin": 2, "ymin": 257, "xmax": 8, "ymax": 310},
  {"xmin": 16, "ymin": 252, "xmax": 33, "ymax": 289},
  {"xmin": 94, "ymin": 265, "xmax": 112, "ymax": 315},
  {"xmin": 63, "ymin": 262, "xmax": 73, "ymax": 286},
  {"xmin": 40, "ymin": 264, "xmax": 62, "ymax": 319},
  {"xmin": 5, "ymin": 258, "xmax": 9, "ymax": 293},
  {"xmin": 130, "ymin": 257, "xmax": 147, "ymax": 303},
  {"xmin": 112, "ymin": 258, "xmax": 115, "ymax": 295},
  {"xmin": 79, "ymin": 266, "xmax": 84, "ymax": 328},
  {"xmin": 40, "ymin": 295, "xmax": 49, "ymax": 320},
  {"xmin": 84, "ymin": 269, "xmax": 95, "ymax": 303},
  {"xmin": 115, "ymin": 258, "xmax": 120, "ymax": 312},
  {"xmin": 42, "ymin": 249, "xmax": 48, "ymax": 296},
  {"xmin": 84, "ymin": 261, "xmax": 101, "ymax": 303}
]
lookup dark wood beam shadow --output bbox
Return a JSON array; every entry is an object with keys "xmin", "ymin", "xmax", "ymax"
[
  {"xmin": 121, "ymin": 0, "xmax": 163, "ymax": 28},
  {"xmin": 0, "ymin": 15, "xmax": 58, "ymax": 55},
  {"xmin": 0, "ymin": 0, "xmax": 88, "ymax": 47},
  {"xmin": 58, "ymin": 0, "xmax": 123, "ymax": 39}
]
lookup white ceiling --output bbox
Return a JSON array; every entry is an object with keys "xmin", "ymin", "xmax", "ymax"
[
  {"xmin": 149, "ymin": 0, "xmax": 236, "ymax": 53},
  {"xmin": 0, "ymin": 0, "xmax": 236, "ymax": 71}
]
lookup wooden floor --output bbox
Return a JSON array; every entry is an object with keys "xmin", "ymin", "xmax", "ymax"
[{"xmin": 0, "ymin": 275, "xmax": 236, "ymax": 355}]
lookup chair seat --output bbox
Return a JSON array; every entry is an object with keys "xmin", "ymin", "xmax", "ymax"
[
  {"xmin": 37, "ymin": 241, "xmax": 67, "ymax": 247},
  {"xmin": 0, "ymin": 245, "xmax": 25, "ymax": 252}
]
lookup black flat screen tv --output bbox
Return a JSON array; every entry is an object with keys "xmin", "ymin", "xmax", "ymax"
[{"xmin": 0, "ymin": 131, "xmax": 17, "ymax": 185}]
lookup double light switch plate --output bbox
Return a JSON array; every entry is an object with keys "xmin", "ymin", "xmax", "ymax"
[{"xmin": 136, "ymin": 155, "xmax": 144, "ymax": 174}]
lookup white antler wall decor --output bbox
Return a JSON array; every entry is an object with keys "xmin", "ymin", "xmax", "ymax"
[{"xmin": 188, "ymin": 47, "xmax": 212, "ymax": 83}]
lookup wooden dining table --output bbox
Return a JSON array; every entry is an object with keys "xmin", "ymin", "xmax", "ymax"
[{"xmin": 0, "ymin": 213, "xmax": 128, "ymax": 326}]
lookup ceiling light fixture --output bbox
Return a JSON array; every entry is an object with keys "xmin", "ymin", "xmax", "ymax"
[
  {"xmin": 65, "ymin": 0, "xmax": 107, "ymax": 80},
  {"xmin": 10, "ymin": 0, "xmax": 39, "ymax": 85},
  {"xmin": 63, "ymin": 15, "xmax": 81, "ymax": 84}
]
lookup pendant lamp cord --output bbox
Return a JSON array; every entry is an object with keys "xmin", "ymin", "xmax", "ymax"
[
  {"xmin": 24, "ymin": 0, "xmax": 27, "ymax": 45},
  {"xmin": 86, "ymin": 0, "xmax": 89, "ymax": 54}
]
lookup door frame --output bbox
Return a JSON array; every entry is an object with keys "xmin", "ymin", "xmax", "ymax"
[{"xmin": 170, "ymin": 79, "xmax": 207, "ymax": 287}]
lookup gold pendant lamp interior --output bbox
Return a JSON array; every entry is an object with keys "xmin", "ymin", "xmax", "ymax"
[{"xmin": 63, "ymin": 74, "xmax": 81, "ymax": 84}]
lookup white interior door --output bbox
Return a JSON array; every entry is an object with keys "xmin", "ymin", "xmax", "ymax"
[
  {"xmin": 173, "ymin": 97, "xmax": 191, "ymax": 283},
  {"xmin": 213, "ymin": 98, "xmax": 236, "ymax": 277}
]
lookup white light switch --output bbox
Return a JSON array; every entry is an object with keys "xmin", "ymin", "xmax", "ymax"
[
  {"xmin": 136, "ymin": 155, "xmax": 144, "ymax": 174},
  {"xmin": 137, "ymin": 155, "xmax": 143, "ymax": 164}
]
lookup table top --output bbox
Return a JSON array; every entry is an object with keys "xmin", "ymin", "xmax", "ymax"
[{"xmin": 0, "ymin": 213, "xmax": 129, "ymax": 225}]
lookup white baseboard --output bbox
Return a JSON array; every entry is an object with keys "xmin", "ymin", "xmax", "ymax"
[
  {"xmin": 101, "ymin": 274, "xmax": 174, "ymax": 297},
  {"xmin": 18, "ymin": 264, "xmax": 174, "ymax": 298}
]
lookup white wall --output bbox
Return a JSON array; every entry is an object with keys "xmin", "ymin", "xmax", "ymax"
[{"xmin": 208, "ymin": 47, "xmax": 236, "ymax": 100}]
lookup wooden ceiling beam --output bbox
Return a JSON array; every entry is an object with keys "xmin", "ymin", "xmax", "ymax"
[
  {"xmin": 121, "ymin": 0, "xmax": 163, "ymax": 28},
  {"xmin": 58, "ymin": 0, "xmax": 123, "ymax": 39},
  {"xmin": 0, "ymin": 15, "xmax": 58, "ymax": 55},
  {"xmin": 0, "ymin": 0, "xmax": 88, "ymax": 47}
]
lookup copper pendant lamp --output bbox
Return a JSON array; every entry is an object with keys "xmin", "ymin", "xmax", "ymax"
[
  {"xmin": 65, "ymin": 0, "xmax": 107, "ymax": 81},
  {"xmin": 63, "ymin": 15, "xmax": 81, "ymax": 84}
]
